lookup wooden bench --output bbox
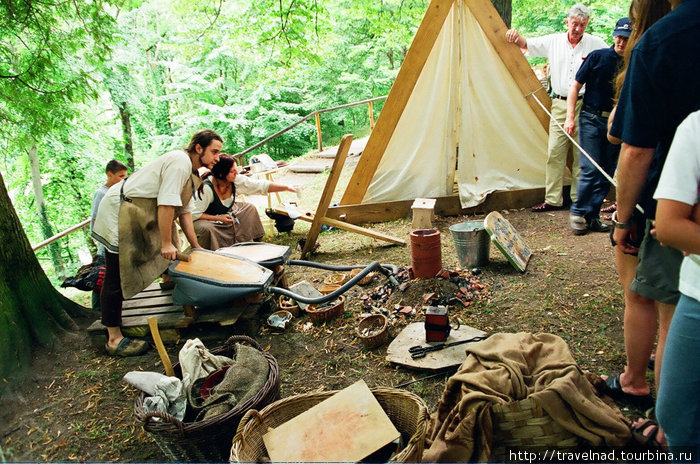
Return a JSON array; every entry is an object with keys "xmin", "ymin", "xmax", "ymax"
[{"xmin": 87, "ymin": 282, "xmax": 262, "ymax": 346}]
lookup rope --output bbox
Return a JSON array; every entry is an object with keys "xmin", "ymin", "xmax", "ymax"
[{"xmin": 526, "ymin": 90, "xmax": 645, "ymax": 215}]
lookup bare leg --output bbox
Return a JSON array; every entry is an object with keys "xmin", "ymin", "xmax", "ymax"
[
  {"xmin": 616, "ymin": 248, "xmax": 655, "ymax": 395},
  {"xmin": 655, "ymin": 302, "xmax": 676, "ymax": 392},
  {"xmin": 106, "ymin": 326, "xmax": 124, "ymax": 350}
]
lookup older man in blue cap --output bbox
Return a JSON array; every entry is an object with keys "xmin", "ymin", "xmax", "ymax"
[{"xmin": 564, "ymin": 18, "xmax": 630, "ymax": 235}]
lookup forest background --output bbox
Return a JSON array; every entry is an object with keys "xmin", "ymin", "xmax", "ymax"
[{"xmin": 2, "ymin": 0, "xmax": 626, "ymax": 283}]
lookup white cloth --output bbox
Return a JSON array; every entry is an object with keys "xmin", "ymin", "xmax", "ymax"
[
  {"xmin": 526, "ymin": 33, "xmax": 607, "ymax": 96},
  {"xmin": 192, "ymin": 175, "xmax": 271, "ymax": 220},
  {"xmin": 654, "ymin": 111, "xmax": 700, "ymax": 302},
  {"xmin": 124, "ymin": 371, "xmax": 187, "ymax": 420},
  {"xmin": 178, "ymin": 338, "xmax": 233, "ymax": 391},
  {"xmin": 92, "ymin": 150, "xmax": 195, "ymax": 251}
]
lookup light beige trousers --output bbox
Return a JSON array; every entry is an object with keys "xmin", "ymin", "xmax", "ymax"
[{"xmin": 544, "ymin": 98, "xmax": 582, "ymax": 207}]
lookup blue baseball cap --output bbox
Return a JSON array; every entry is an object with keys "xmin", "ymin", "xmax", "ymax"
[{"xmin": 613, "ymin": 17, "xmax": 632, "ymax": 38}]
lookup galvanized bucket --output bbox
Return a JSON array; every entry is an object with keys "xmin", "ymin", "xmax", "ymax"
[{"xmin": 449, "ymin": 221, "xmax": 490, "ymax": 268}]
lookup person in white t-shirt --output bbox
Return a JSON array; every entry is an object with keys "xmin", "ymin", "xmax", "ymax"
[
  {"xmin": 89, "ymin": 159, "xmax": 128, "ymax": 312},
  {"xmin": 652, "ymin": 110, "xmax": 700, "ymax": 449},
  {"xmin": 92, "ymin": 129, "xmax": 222, "ymax": 356},
  {"xmin": 506, "ymin": 4, "xmax": 607, "ymax": 212}
]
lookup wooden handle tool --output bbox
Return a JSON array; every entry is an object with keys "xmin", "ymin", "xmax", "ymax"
[
  {"xmin": 147, "ymin": 316, "xmax": 175, "ymax": 377},
  {"xmin": 175, "ymin": 252, "xmax": 190, "ymax": 262}
]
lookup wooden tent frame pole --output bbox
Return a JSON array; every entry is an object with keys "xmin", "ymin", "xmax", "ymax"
[
  {"xmin": 340, "ymin": 0, "xmax": 456, "ymax": 206},
  {"xmin": 273, "ymin": 134, "xmax": 406, "ymax": 258},
  {"xmin": 338, "ymin": 0, "xmax": 552, "ymax": 212}
]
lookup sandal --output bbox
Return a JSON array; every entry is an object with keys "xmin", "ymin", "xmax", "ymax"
[
  {"xmin": 531, "ymin": 202, "xmax": 564, "ymax": 212},
  {"xmin": 631, "ymin": 419, "xmax": 666, "ymax": 450},
  {"xmin": 105, "ymin": 337, "xmax": 149, "ymax": 357},
  {"xmin": 603, "ymin": 374, "xmax": 654, "ymax": 409},
  {"xmin": 601, "ymin": 203, "xmax": 617, "ymax": 213}
]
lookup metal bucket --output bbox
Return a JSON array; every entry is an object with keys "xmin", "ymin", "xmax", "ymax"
[{"xmin": 449, "ymin": 221, "xmax": 490, "ymax": 268}]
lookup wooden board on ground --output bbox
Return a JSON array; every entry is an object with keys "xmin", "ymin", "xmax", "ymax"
[
  {"xmin": 386, "ymin": 322, "xmax": 488, "ymax": 371},
  {"xmin": 484, "ymin": 211, "xmax": 532, "ymax": 272},
  {"xmin": 263, "ymin": 380, "xmax": 400, "ymax": 462},
  {"xmin": 87, "ymin": 282, "xmax": 257, "ymax": 345}
]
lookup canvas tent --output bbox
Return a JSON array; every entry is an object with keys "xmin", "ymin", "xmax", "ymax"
[{"xmin": 329, "ymin": 0, "xmax": 553, "ymax": 224}]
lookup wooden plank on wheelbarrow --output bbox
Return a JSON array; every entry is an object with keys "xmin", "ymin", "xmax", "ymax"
[{"xmin": 386, "ymin": 322, "xmax": 487, "ymax": 371}]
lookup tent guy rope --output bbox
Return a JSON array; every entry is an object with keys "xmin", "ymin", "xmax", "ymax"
[{"xmin": 524, "ymin": 88, "xmax": 645, "ymax": 215}]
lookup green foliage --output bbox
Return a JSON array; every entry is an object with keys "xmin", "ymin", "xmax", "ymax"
[
  {"xmin": 2, "ymin": 0, "xmax": 628, "ymax": 280},
  {"xmin": 512, "ymin": 0, "xmax": 627, "ymax": 42}
]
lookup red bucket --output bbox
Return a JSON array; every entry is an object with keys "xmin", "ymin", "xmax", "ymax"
[{"xmin": 410, "ymin": 229, "xmax": 442, "ymax": 278}]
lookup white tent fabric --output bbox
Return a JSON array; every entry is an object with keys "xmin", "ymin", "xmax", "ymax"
[{"xmin": 363, "ymin": 1, "xmax": 548, "ymax": 208}]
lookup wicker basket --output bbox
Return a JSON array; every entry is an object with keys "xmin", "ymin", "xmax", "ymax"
[
  {"xmin": 357, "ymin": 314, "xmax": 388, "ymax": 349},
  {"xmin": 324, "ymin": 273, "xmax": 346, "ymax": 285},
  {"xmin": 347, "ymin": 268, "xmax": 375, "ymax": 285},
  {"xmin": 230, "ymin": 387, "xmax": 429, "ymax": 462},
  {"xmin": 278, "ymin": 295, "xmax": 300, "ymax": 317},
  {"xmin": 134, "ymin": 335, "xmax": 280, "ymax": 462},
  {"xmin": 318, "ymin": 283, "xmax": 341, "ymax": 294},
  {"xmin": 490, "ymin": 397, "xmax": 580, "ymax": 460},
  {"xmin": 306, "ymin": 295, "xmax": 345, "ymax": 323}
]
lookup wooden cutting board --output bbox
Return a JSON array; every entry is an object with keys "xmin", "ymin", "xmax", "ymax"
[
  {"xmin": 386, "ymin": 322, "xmax": 488, "ymax": 371},
  {"xmin": 263, "ymin": 380, "xmax": 400, "ymax": 462}
]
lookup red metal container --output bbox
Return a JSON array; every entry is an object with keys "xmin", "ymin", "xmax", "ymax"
[
  {"xmin": 424, "ymin": 306, "xmax": 451, "ymax": 342},
  {"xmin": 410, "ymin": 229, "xmax": 442, "ymax": 279}
]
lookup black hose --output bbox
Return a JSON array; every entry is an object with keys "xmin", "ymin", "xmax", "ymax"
[
  {"xmin": 269, "ymin": 261, "xmax": 387, "ymax": 304},
  {"xmin": 287, "ymin": 259, "xmax": 398, "ymax": 276}
]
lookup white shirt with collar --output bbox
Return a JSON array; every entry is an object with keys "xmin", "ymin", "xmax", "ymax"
[{"xmin": 527, "ymin": 33, "xmax": 607, "ymax": 97}]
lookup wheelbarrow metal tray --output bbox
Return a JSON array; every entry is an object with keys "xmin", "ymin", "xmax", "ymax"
[{"xmin": 169, "ymin": 249, "xmax": 273, "ymax": 307}]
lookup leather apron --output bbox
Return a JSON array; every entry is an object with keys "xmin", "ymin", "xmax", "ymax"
[{"xmin": 118, "ymin": 174, "xmax": 201, "ymax": 299}]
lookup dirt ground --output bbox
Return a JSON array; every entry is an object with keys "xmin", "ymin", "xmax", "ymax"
[{"xmin": 0, "ymin": 155, "xmax": 653, "ymax": 461}]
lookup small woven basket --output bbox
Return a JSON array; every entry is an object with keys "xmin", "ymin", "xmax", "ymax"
[
  {"xmin": 357, "ymin": 314, "xmax": 388, "ymax": 349},
  {"xmin": 230, "ymin": 387, "xmax": 429, "ymax": 462},
  {"xmin": 306, "ymin": 295, "xmax": 345, "ymax": 323},
  {"xmin": 318, "ymin": 283, "xmax": 341, "ymax": 294},
  {"xmin": 277, "ymin": 295, "xmax": 300, "ymax": 317},
  {"xmin": 490, "ymin": 397, "xmax": 580, "ymax": 460},
  {"xmin": 324, "ymin": 273, "xmax": 346, "ymax": 285},
  {"xmin": 133, "ymin": 335, "xmax": 280, "ymax": 462},
  {"xmin": 347, "ymin": 268, "xmax": 374, "ymax": 285}
]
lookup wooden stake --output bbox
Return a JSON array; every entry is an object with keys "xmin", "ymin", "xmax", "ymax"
[
  {"xmin": 315, "ymin": 113, "xmax": 323, "ymax": 151},
  {"xmin": 302, "ymin": 134, "xmax": 354, "ymax": 258},
  {"xmin": 147, "ymin": 316, "xmax": 175, "ymax": 377}
]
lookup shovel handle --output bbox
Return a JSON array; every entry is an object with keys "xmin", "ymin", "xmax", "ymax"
[{"xmin": 147, "ymin": 316, "xmax": 175, "ymax": 377}]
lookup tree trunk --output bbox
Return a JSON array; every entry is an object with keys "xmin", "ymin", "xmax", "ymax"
[
  {"xmin": 27, "ymin": 143, "xmax": 65, "ymax": 278},
  {"xmin": 0, "ymin": 169, "xmax": 82, "ymax": 380},
  {"xmin": 118, "ymin": 101, "xmax": 135, "ymax": 172},
  {"xmin": 491, "ymin": 0, "xmax": 512, "ymax": 28}
]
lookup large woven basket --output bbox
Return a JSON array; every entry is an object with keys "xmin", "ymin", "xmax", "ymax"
[
  {"xmin": 230, "ymin": 387, "xmax": 429, "ymax": 462},
  {"xmin": 490, "ymin": 397, "xmax": 580, "ymax": 460},
  {"xmin": 134, "ymin": 335, "xmax": 280, "ymax": 462},
  {"xmin": 306, "ymin": 295, "xmax": 345, "ymax": 323}
]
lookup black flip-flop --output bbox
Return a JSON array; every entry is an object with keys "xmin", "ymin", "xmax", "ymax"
[{"xmin": 603, "ymin": 374, "xmax": 654, "ymax": 409}]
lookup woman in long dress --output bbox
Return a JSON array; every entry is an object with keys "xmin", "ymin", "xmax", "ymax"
[{"xmin": 193, "ymin": 154, "xmax": 295, "ymax": 250}]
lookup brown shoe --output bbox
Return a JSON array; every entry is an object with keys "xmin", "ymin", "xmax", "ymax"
[
  {"xmin": 531, "ymin": 202, "xmax": 563, "ymax": 212},
  {"xmin": 105, "ymin": 337, "xmax": 149, "ymax": 357}
]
